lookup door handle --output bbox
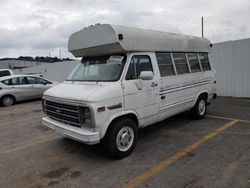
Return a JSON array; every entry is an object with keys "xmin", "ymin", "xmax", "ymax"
[
  {"xmin": 161, "ymin": 96, "xmax": 166, "ymax": 100},
  {"xmin": 151, "ymin": 82, "xmax": 158, "ymax": 87}
]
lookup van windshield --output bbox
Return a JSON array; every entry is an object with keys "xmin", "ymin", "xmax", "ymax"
[{"xmin": 67, "ymin": 55, "xmax": 126, "ymax": 82}]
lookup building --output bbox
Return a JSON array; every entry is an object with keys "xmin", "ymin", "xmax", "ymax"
[
  {"xmin": 210, "ymin": 38, "xmax": 250, "ymax": 98},
  {"xmin": 0, "ymin": 59, "xmax": 45, "ymax": 70},
  {"xmin": 14, "ymin": 60, "xmax": 79, "ymax": 82}
]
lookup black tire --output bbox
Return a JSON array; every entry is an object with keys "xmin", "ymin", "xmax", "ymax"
[
  {"xmin": 0, "ymin": 95, "xmax": 15, "ymax": 107},
  {"xmin": 103, "ymin": 117, "xmax": 138, "ymax": 159},
  {"xmin": 190, "ymin": 95, "xmax": 207, "ymax": 119}
]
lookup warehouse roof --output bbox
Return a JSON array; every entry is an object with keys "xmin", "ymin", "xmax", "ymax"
[{"xmin": 68, "ymin": 24, "xmax": 211, "ymax": 57}]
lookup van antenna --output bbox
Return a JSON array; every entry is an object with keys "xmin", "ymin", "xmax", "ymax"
[{"xmin": 201, "ymin": 16, "xmax": 204, "ymax": 38}]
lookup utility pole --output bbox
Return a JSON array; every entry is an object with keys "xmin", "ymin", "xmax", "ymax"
[
  {"xmin": 59, "ymin": 49, "xmax": 62, "ymax": 60},
  {"xmin": 201, "ymin": 16, "xmax": 204, "ymax": 38}
]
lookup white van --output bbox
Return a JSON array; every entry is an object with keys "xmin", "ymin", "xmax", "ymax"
[{"xmin": 42, "ymin": 24, "xmax": 216, "ymax": 158}]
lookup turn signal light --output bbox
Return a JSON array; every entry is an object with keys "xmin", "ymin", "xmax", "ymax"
[{"xmin": 97, "ymin": 106, "xmax": 106, "ymax": 112}]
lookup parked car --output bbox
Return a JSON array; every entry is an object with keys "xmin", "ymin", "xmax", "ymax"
[
  {"xmin": 0, "ymin": 69, "xmax": 14, "ymax": 78},
  {"xmin": 0, "ymin": 75, "xmax": 56, "ymax": 107}
]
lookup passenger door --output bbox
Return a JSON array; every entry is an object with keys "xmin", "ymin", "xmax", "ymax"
[
  {"xmin": 122, "ymin": 54, "xmax": 159, "ymax": 127},
  {"xmin": 27, "ymin": 76, "xmax": 51, "ymax": 98},
  {"xmin": 9, "ymin": 77, "xmax": 33, "ymax": 100}
]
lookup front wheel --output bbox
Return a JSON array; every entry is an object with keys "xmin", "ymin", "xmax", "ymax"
[
  {"xmin": 103, "ymin": 118, "xmax": 138, "ymax": 159},
  {"xmin": 190, "ymin": 96, "xmax": 207, "ymax": 119}
]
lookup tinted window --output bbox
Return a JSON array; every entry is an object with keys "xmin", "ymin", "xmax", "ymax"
[
  {"xmin": 172, "ymin": 53, "xmax": 189, "ymax": 74},
  {"xmin": 34, "ymin": 77, "xmax": 52, "ymax": 84},
  {"xmin": 27, "ymin": 77, "xmax": 36, "ymax": 84},
  {"xmin": 156, "ymin": 52, "xmax": 175, "ymax": 76},
  {"xmin": 126, "ymin": 55, "xmax": 153, "ymax": 80},
  {"xmin": 11, "ymin": 77, "xmax": 28, "ymax": 85},
  {"xmin": 0, "ymin": 70, "xmax": 10, "ymax": 77},
  {"xmin": 1, "ymin": 79, "xmax": 11, "ymax": 85},
  {"xmin": 11, "ymin": 78, "xmax": 19, "ymax": 85},
  {"xmin": 35, "ymin": 77, "xmax": 45, "ymax": 84},
  {"xmin": 198, "ymin": 53, "xmax": 211, "ymax": 71},
  {"xmin": 1, "ymin": 77, "xmax": 27, "ymax": 85},
  {"xmin": 45, "ymin": 80, "xmax": 52, "ymax": 84},
  {"xmin": 187, "ymin": 53, "xmax": 201, "ymax": 72}
]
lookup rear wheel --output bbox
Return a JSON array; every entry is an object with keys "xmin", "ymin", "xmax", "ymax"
[
  {"xmin": 1, "ymin": 95, "xmax": 15, "ymax": 107},
  {"xmin": 191, "ymin": 95, "xmax": 207, "ymax": 119},
  {"xmin": 103, "ymin": 117, "xmax": 138, "ymax": 159}
]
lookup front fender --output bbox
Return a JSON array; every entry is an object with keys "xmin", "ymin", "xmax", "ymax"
[{"xmin": 98, "ymin": 110, "xmax": 139, "ymax": 139}]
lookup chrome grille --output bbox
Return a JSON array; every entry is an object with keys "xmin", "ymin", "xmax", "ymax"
[{"xmin": 43, "ymin": 100, "xmax": 81, "ymax": 127}]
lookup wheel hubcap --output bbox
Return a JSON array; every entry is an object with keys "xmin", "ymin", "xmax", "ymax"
[
  {"xmin": 116, "ymin": 126, "xmax": 134, "ymax": 152},
  {"xmin": 198, "ymin": 99, "xmax": 206, "ymax": 115},
  {"xmin": 3, "ymin": 97, "xmax": 13, "ymax": 106}
]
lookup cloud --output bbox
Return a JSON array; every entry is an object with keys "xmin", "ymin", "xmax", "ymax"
[
  {"xmin": 0, "ymin": 28, "xmax": 61, "ymax": 49},
  {"xmin": 0, "ymin": 0, "xmax": 249, "ymax": 58}
]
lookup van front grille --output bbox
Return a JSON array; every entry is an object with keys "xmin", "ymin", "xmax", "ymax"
[{"xmin": 43, "ymin": 100, "xmax": 81, "ymax": 127}]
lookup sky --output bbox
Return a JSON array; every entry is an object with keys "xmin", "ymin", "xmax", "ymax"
[{"xmin": 0, "ymin": 0, "xmax": 249, "ymax": 59}]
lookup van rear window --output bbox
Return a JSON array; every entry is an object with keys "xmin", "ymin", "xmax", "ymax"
[
  {"xmin": 198, "ymin": 53, "xmax": 211, "ymax": 71},
  {"xmin": 0, "ymin": 70, "xmax": 11, "ymax": 77},
  {"xmin": 187, "ymin": 53, "xmax": 201, "ymax": 72}
]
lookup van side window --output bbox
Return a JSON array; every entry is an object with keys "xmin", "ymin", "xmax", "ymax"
[
  {"xmin": 156, "ymin": 52, "xmax": 175, "ymax": 76},
  {"xmin": 198, "ymin": 53, "xmax": 211, "ymax": 71},
  {"xmin": 172, "ymin": 53, "xmax": 189, "ymax": 74},
  {"xmin": 187, "ymin": 53, "xmax": 201, "ymax": 72},
  {"xmin": 126, "ymin": 55, "xmax": 153, "ymax": 80}
]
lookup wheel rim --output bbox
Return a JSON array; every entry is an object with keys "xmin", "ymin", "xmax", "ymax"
[
  {"xmin": 116, "ymin": 126, "xmax": 134, "ymax": 152},
  {"xmin": 198, "ymin": 99, "xmax": 206, "ymax": 115},
  {"xmin": 3, "ymin": 96, "xmax": 14, "ymax": 106}
]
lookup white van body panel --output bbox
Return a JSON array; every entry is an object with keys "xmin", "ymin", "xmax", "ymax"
[
  {"xmin": 121, "ymin": 52, "xmax": 160, "ymax": 127},
  {"xmin": 158, "ymin": 71, "xmax": 216, "ymax": 121}
]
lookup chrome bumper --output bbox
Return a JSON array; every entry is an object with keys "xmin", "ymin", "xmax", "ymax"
[{"xmin": 42, "ymin": 116, "xmax": 100, "ymax": 145}]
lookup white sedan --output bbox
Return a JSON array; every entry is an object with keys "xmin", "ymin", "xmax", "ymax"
[{"xmin": 0, "ymin": 75, "xmax": 56, "ymax": 107}]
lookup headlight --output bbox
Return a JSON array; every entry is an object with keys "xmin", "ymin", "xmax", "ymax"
[
  {"xmin": 83, "ymin": 108, "xmax": 91, "ymax": 118},
  {"xmin": 79, "ymin": 107, "xmax": 93, "ymax": 127},
  {"xmin": 42, "ymin": 99, "xmax": 45, "ymax": 113}
]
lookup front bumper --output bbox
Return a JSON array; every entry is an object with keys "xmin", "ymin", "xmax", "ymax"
[{"xmin": 42, "ymin": 116, "xmax": 100, "ymax": 145}]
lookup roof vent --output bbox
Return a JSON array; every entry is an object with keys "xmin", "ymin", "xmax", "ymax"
[{"xmin": 118, "ymin": 34, "xmax": 123, "ymax": 40}]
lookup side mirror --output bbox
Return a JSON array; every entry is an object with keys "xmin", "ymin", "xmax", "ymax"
[
  {"xmin": 139, "ymin": 71, "xmax": 153, "ymax": 80},
  {"xmin": 43, "ymin": 80, "xmax": 47, "ymax": 85}
]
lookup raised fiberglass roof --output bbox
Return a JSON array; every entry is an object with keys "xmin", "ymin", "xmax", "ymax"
[{"xmin": 68, "ymin": 24, "xmax": 211, "ymax": 57}]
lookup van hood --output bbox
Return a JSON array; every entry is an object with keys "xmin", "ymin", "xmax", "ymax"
[{"xmin": 43, "ymin": 81, "xmax": 122, "ymax": 103}]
